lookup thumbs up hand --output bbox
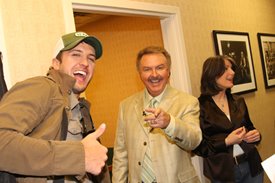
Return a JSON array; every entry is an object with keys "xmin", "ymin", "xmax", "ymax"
[{"xmin": 81, "ymin": 123, "xmax": 108, "ymax": 175}]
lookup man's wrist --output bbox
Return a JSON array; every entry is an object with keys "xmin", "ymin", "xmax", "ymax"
[{"xmin": 163, "ymin": 115, "xmax": 175, "ymax": 136}]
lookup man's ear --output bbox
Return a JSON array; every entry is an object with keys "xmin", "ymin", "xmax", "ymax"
[{"xmin": 52, "ymin": 58, "xmax": 61, "ymax": 70}]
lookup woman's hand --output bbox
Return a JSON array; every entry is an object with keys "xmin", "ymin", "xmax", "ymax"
[
  {"xmin": 243, "ymin": 129, "xmax": 260, "ymax": 143},
  {"xmin": 225, "ymin": 126, "xmax": 246, "ymax": 146}
]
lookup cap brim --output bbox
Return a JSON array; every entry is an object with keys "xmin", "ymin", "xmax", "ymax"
[{"xmin": 83, "ymin": 37, "xmax": 102, "ymax": 59}]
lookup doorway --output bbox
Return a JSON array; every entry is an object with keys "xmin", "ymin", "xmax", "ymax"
[
  {"xmin": 63, "ymin": 0, "xmax": 192, "ymax": 93},
  {"xmin": 65, "ymin": 0, "xmax": 192, "ymax": 146},
  {"xmin": 62, "ymin": 1, "xmax": 204, "ymax": 182},
  {"xmin": 74, "ymin": 12, "xmax": 164, "ymax": 147}
]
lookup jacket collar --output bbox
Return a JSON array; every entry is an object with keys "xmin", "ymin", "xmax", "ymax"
[
  {"xmin": 46, "ymin": 68, "xmax": 76, "ymax": 96},
  {"xmin": 199, "ymin": 92, "xmax": 235, "ymax": 103}
]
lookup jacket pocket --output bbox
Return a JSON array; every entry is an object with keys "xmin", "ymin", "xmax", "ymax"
[{"xmin": 178, "ymin": 168, "xmax": 200, "ymax": 183}]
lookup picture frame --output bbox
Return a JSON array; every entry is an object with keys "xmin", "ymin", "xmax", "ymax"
[
  {"xmin": 213, "ymin": 30, "xmax": 257, "ymax": 94},
  {"xmin": 257, "ymin": 33, "xmax": 275, "ymax": 88}
]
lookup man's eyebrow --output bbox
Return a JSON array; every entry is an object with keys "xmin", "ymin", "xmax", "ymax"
[
  {"xmin": 89, "ymin": 53, "xmax": 96, "ymax": 58},
  {"xmin": 142, "ymin": 64, "xmax": 165, "ymax": 68},
  {"xmin": 69, "ymin": 49, "xmax": 96, "ymax": 57},
  {"xmin": 68, "ymin": 49, "xmax": 82, "ymax": 53}
]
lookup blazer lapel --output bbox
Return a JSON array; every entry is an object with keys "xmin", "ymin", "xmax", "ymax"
[
  {"xmin": 158, "ymin": 86, "xmax": 174, "ymax": 112},
  {"xmin": 134, "ymin": 93, "xmax": 150, "ymax": 135},
  {"xmin": 228, "ymin": 96, "xmax": 243, "ymax": 129}
]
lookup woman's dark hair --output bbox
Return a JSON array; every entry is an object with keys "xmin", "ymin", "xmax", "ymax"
[{"xmin": 200, "ymin": 55, "xmax": 236, "ymax": 96}]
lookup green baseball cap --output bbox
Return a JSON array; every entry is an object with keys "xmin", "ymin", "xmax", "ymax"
[{"xmin": 53, "ymin": 31, "xmax": 102, "ymax": 59}]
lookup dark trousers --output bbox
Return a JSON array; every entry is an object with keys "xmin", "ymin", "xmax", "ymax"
[{"xmin": 211, "ymin": 161, "xmax": 263, "ymax": 183}]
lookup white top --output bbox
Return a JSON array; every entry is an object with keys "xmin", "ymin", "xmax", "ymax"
[{"xmin": 226, "ymin": 114, "xmax": 244, "ymax": 157}]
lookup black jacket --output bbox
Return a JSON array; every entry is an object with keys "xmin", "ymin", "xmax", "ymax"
[
  {"xmin": 193, "ymin": 94, "xmax": 263, "ymax": 181},
  {"xmin": 0, "ymin": 54, "xmax": 7, "ymax": 100}
]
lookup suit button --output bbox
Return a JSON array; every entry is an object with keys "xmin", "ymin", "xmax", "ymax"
[
  {"xmin": 138, "ymin": 161, "xmax": 141, "ymax": 166},
  {"xmin": 143, "ymin": 142, "xmax": 147, "ymax": 146}
]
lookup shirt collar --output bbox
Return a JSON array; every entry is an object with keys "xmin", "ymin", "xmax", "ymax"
[
  {"xmin": 69, "ymin": 93, "xmax": 79, "ymax": 110},
  {"xmin": 144, "ymin": 85, "xmax": 167, "ymax": 105}
]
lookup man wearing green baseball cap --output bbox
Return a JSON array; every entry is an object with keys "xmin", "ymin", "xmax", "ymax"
[
  {"xmin": 53, "ymin": 31, "xmax": 102, "ymax": 60},
  {"xmin": 0, "ymin": 31, "xmax": 110, "ymax": 183}
]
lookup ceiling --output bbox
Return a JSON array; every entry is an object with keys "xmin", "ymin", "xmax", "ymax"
[{"xmin": 74, "ymin": 12, "xmax": 110, "ymax": 28}]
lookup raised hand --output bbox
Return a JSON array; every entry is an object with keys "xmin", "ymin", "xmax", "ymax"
[
  {"xmin": 144, "ymin": 107, "xmax": 171, "ymax": 129},
  {"xmin": 81, "ymin": 123, "xmax": 108, "ymax": 175}
]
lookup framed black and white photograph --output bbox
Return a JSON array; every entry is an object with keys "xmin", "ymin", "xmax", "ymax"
[
  {"xmin": 213, "ymin": 30, "xmax": 257, "ymax": 94},
  {"xmin": 257, "ymin": 33, "xmax": 275, "ymax": 88}
]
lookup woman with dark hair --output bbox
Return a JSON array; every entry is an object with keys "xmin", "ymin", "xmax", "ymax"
[{"xmin": 193, "ymin": 55, "xmax": 263, "ymax": 183}]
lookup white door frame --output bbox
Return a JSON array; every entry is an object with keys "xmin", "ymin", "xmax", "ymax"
[{"xmin": 62, "ymin": 0, "xmax": 192, "ymax": 94}]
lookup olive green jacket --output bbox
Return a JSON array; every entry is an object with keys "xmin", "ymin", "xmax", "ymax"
[{"xmin": 0, "ymin": 69, "xmax": 110, "ymax": 183}]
